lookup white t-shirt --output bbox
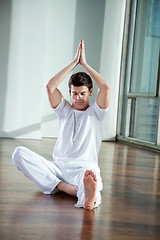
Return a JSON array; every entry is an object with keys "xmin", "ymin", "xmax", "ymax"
[{"xmin": 52, "ymin": 98, "xmax": 109, "ymax": 170}]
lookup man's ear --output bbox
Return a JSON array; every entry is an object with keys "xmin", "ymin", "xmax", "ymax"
[
  {"xmin": 69, "ymin": 89, "xmax": 71, "ymax": 96},
  {"xmin": 89, "ymin": 88, "xmax": 93, "ymax": 96}
]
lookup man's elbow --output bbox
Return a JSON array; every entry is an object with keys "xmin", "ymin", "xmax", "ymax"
[
  {"xmin": 102, "ymin": 83, "xmax": 110, "ymax": 93},
  {"xmin": 46, "ymin": 82, "xmax": 51, "ymax": 91},
  {"xmin": 46, "ymin": 82, "xmax": 54, "ymax": 94}
]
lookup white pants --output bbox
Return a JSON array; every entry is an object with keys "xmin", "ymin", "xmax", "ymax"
[{"xmin": 12, "ymin": 146, "xmax": 103, "ymax": 208}]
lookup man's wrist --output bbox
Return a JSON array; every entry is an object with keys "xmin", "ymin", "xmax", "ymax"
[
  {"xmin": 72, "ymin": 60, "xmax": 79, "ymax": 68},
  {"xmin": 81, "ymin": 62, "xmax": 88, "ymax": 69}
]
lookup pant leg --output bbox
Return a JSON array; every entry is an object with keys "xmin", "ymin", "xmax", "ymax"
[{"xmin": 12, "ymin": 146, "xmax": 62, "ymax": 194}]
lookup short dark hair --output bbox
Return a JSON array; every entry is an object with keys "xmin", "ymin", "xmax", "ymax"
[{"xmin": 68, "ymin": 72, "xmax": 93, "ymax": 90}]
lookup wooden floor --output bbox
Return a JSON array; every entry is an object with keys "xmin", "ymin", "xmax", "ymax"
[{"xmin": 0, "ymin": 138, "xmax": 160, "ymax": 240}]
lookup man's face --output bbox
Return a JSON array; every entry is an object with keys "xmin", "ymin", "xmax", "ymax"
[{"xmin": 69, "ymin": 85, "xmax": 93, "ymax": 111}]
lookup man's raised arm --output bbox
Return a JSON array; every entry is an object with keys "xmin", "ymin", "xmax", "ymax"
[
  {"xmin": 80, "ymin": 40, "xmax": 110, "ymax": 109},
  {"xmin": 46, "ymin": 42, "xmax": 81, "ymax": 108}
]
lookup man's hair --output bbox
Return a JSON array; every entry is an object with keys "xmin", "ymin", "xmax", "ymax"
[{"xmin": 68, "ymin": 72, "xmax": 93, "ymax": 91}]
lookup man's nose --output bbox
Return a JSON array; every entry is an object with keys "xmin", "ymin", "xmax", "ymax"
[{"xmin": 77, "ymin": 94, "xmax": 81, "ymax": 99}]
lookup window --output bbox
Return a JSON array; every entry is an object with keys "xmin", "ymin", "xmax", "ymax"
[{"xmin": 118, "ymin": 0, "xmax": 160, "ymax": 149}]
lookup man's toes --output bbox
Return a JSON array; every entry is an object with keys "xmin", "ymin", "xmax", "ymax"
[
  {"xmin": 89, "ymin": 171, "xmax": 96, "ymax": 180},
  {"xmin": 84, "ymin": 170, "xmax": 90, "ymax": 177},
  {"xmin": 84, "ymin": 170, "xmax": 97, "ymax": 182},
  {"xmin": 94, "ymin": 175, "xmax": 97, "ymax": 182},
  {"xmin": 90, "ymin": 170, "xmax": 94, "ymax": 176}
]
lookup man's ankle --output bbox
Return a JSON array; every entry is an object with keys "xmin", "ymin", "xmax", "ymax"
[{"xmin": 57, "ymin": 181, "xmax": 64, "ymax": 192}]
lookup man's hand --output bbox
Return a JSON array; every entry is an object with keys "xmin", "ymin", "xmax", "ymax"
[
  {"xmin": 73, "ymin": 41, "xmax": 81, "ymax": 66},
  {"xmin": 80, "ymin": 40, "xmax": 87, "ymax": 66},
  {"xmin": 73, "ymin": 39, "xmax": 87, "ymax": 66}
]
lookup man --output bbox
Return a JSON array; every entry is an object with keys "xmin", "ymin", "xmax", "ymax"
[{"xmin": 12, "ymin": 40, "xmax": 110, "ymax": 210}]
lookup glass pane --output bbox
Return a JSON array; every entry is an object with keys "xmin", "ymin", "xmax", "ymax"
[
  {"xmin": 131, "ymin": 98, "xmax": 158, "ymax": 143},
  {"xmin": 130, "ymin": 0, "xmax": 160, "ymax": 94}
]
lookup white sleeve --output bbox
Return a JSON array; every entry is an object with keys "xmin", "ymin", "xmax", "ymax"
[
  {"xmin": 93, "ymin": 101, "xmax": 109, "ymax": 120},
  {"xmin": 53, "ymin": 98, "xmax": 71, "ymax": 118}
]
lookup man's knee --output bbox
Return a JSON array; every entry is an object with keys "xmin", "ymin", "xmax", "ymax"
[{"xmin": 12, "ymin": 146, "xmax": 26, "ymax": 166}]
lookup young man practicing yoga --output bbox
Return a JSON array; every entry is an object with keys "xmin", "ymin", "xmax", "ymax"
[{"xmin": 12, "ymin": 40, "xmax": 110, "ymax": 210}]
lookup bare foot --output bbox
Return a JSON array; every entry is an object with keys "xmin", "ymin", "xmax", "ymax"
[
  {"xmin": 83, "ymin": 170, "xmax": 97, "ymax": 210},
  {"xmin": 57, "ymin": 181, "xmax": 78, "ymax": 197}
]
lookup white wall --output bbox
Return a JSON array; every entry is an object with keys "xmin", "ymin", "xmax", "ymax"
[
  {"xmin": 0, "ymin": 0, "xmax": 48, "ymax": 139},
  {"xmin": 0, "ymin": 0, "xmax": 126, "ymax": 140},
  {"xmin": 100, "ymin": 0, "xmax": 126, "ymax": 140}
]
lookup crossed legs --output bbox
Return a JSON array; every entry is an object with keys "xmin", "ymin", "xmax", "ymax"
[
  {"xmin": 12, "ymin": 147, "xmax": 99, "ymax": 210},
  {"xmin": 57, "ymin": 170, "xmax": 97, "ymax": 210}
]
